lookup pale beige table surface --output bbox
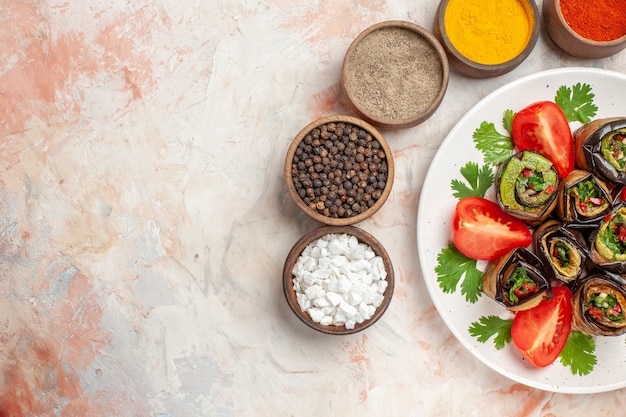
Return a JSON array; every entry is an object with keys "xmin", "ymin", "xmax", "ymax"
[{"xmin": 0, "ymin": 1, "xmax": 624, "ymax": 416}]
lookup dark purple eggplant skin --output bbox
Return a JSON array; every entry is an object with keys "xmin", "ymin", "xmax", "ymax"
[
  {"xmin": 574, "ymin": 118, "xmax": 626, "ymax": 185},
  {"xmin": 555, "ymin": 170, "xmax": 613, "ymax": 228},
  {"xmin": 571, "ymin": 274, "xmax": 626, "ymax": 336},
  {"xmin": 482, "ymin": 247, "xmax": 551, "ymax": 311},
  {"xmin": 533, "ymin": 220, "xmax": 588, "ymax": 284}
]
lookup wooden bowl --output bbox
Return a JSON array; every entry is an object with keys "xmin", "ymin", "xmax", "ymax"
[
  {"xmin": 284, "ymin": 115, "xmax": 394, "ymax": 226},
  {"xmin": 283, "ymin": 225, "xmax": 394, "ymax": 335},
  {"xmin": 434, "ymin": 0, "xmax": 540, "ymax": 78},
  {"xmin": 341, "ymin": 20, "xmax": 449, "ymax": 129},
  {"xmin": 543, "ymin": 0, "xmax": 626, "ymax": 59}
]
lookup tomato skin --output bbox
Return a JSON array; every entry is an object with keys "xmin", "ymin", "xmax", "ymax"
[
  {"xmin": 511, "ymin": 286, "xmax": 573, "ymax": 368},
  {"xmin": 452, "ymin": 197, "xmax": 532, "ymax": 261},
  {"xmin": 512, "ymin": 101, "xmax": 574, "ymax": 178}
]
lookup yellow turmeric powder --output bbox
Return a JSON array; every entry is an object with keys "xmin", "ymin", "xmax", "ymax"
[{"xmin": 444, "ymin": 0, "xmax": 533, "ymax": 65}]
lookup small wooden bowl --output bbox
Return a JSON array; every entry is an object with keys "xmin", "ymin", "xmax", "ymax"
[
  {"xmin": 284, "ymin": 115, "xmax": 394, "ymax": 226},
  {"xmin": 283, "ymin": 225, "xmax": 394, "ymax": 335},
  {"xmin": 341, "ymin": 20, "xmax": 449, "ymax": 129},
  {"xmin": 434, "ymin": 0, "xmax": 540, "ymax": 78},
  {"xmin": 543, "ymin": 0, "xmax": 626, "ymax": 59}
]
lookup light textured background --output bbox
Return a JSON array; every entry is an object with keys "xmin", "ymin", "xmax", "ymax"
[{"xmin": 0, "ymin": 1, "xmax": 624, "ymax": 416}]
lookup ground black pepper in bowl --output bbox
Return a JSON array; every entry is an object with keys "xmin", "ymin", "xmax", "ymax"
[
  {"xmin": 341, "ymin": 20, "xmax": 449, "ymax": 129},
  {"xmin": 284, "ymin": 115, "xmax": 394, "ymax": 226}
]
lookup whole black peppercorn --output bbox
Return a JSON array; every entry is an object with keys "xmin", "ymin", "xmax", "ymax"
[{"xmin": 291, "ymin": 121, "xmax": 389, "ymax": 219}]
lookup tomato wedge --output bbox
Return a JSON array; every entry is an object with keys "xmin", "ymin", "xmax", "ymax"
[
  {"xmin": 511, "ymin": 286, "xmax": 573, "ymax": 368},
  {"xmin": 452, "ymin": 197, "xmax": 532, "ymax": 261},
  {"xmin": 512, "ymin": 101, "xmax": 574, "ymax": 178}
]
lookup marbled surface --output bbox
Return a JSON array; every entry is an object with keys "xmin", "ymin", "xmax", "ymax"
[{"xmin": 0, "ymin": 1, "xmax": 624, "ymax": 416}]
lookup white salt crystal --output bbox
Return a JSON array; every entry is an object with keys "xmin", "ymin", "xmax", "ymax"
[
  {"xmin": 309, "ymin": 308, "xmax": 324, "ymax": 323},
  {"xmin": 326, "ymin": 291, "xmax": 343, "ymax": 306},
  {"xmin": 291, "ymin": 233, "xmax": 389, "ymax": 330},
  {"xmin": 328, "ymin": 239, "xmax": 342, "ymax": 255},
  {"xmin": 350, "ymin": 244, "xmax": 366, "ymax": 260},
  {"xmin": 330, "ymin": 255, "xmax": 347, "ymax": 268},
  {"xmin": 302, "ymin": 271, "xmax": 317, "ymax": 286},
  {"xmin": 339, "ymin": 301, "xmax": 357, "ymax": 318},
  {"xmin": 313, "ymin": 268, "xmax": 331, "ymax": 280},
  {"xmin": 333, "ymin": 311, "xmax": 346, "ymax": 325},
  {"xmin": 337, "ymin": 277, "xmax": 352, "ymax": 293},
  {"xmin": 304, "ymin": 257, "xmax": 317, "ymax": 271},
  {"xmin": 372, "ymin": 293, "xmax": 384, "ymax": 307},
  {"xmin": 310, "ymin": 246, "xmax": 321, "ymax": 258},
  {"xmin": 313, "ymin": 297, "xmax": 331, "ymax": 308},
  {"xmin": 346, "ymin": 292, "xmax": 363, "ymax": 306},
  {"xmin": 304, "ymin": 284, "xmax": 322, "ymax": 300},
  {"xmin": 316, "ymin": 238, "xmax": 329, "ymax": 248}
]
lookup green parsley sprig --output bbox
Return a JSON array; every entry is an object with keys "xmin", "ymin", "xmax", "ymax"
[
  {"xmin": 555, "ymin": 83, "xmax": 598, "ymax": 123},
  {"xmin": 472, "ymin": 122, "xmax": 515, "ymax": 166},
  {"xmin": 451, "ymin": 162, "xmax": 494, "ymax": 199},
  {"xmin": 435, "ymin": 244, "xmax": 483, "ymax": 304},
  {"xmin": 468, "ymin": 315, "xmax": 513, "ymax": 350},
  {"xmin": 559, "ymin": 331, "xmax": 597, "ymax": 376}
]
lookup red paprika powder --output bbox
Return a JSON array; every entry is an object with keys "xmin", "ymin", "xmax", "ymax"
[{"xmin": 560, "ymin": 0, "xmax": 626, "ymax": 41}]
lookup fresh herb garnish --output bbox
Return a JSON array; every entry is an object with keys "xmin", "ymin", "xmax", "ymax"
[
  {"xmin": 599, "ymin": 214, "xmax": 626, "ymax": 255},
  {"xmin": 468, "ymin": 315, "xmax": 513, "ymax": 350},
  {"xmin": 503, "ymin": 109, "xmax": 515, "ymax": 135},
  {"xmin": 472, "ymin": 121, "xmax": 515, "ymax": 165},
  {"xmin": 451, "ymin": 162, "xmax": 494, "ymax": 199},
  {"xmin": 435, "ymin": 243, "xmax": 483, "ymax": 304},
  {"xmin": 559, "ymin": 331, "xmax": 597, "ymax": 376},
  {"xmin": 555, "ymin": 83, "xmax": 598, "ymax": 123},
  {"xmin": 506, "ymin": 267, "xmax": 538, "ymax": 303},
  {"xmin": 553, "ymin": 241, "xmax": 571, "ymax": 268}
]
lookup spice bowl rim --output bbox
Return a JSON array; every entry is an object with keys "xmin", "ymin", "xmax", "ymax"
[
  {"xmin": 340, "ymin": 20, "xmax": 450, "ymax": 129},
  {"xmin": 543, "ymin": 0, "xmax": 626, "ymax": 59},
  {"xmin": 284, "ymin": 114, "xmax": 395, "ymax": 226},
  {"xmin": 434, "ymin": 0, "xmax": 540, "ymax": 78},
  {"xmin": 282, "ymin": 225, "xmax": 395, "ymax": 335}
]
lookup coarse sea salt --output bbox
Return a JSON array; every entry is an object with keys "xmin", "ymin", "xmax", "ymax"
[{"xmin": 292, "ymin": 233, "xmax": 388, "ymax": 330}]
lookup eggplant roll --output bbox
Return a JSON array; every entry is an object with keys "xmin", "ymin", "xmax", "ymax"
[
  {"xmin": 555, "ymin": 169, "xmax": 612, "ymax": 227},
  {"xmin": 574, "ymin": 117, "xmax": 626, "ymax": 185},
  {"xmin": 483, "ymin": 248, "xmax": 551, "ymax": 311},
  {"xmin": 589, "ymin": 206, "xmax": 626, "ymax": 273},
  {"xmin": 533, "ymin": 220, "xmax": 587, "ymax": 284},
  {"xmin": 572, "ymin": 274, "xmax": 626, "ymax": 336},
  {"xmin": 496, "ymin": 151, "xmax": 559, "ymax": 225}
]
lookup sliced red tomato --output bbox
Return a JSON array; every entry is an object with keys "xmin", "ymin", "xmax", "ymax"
[
  {"xmin": 452, "ymin": 197, "xmax": 532, "ymax": 261},
  {"xmin": 512, "ymin": 101, "xmax": 574, "ymax": 178},
  {"xmin": 511, "ymin": 286, "xmax": 573, "ymax": 368}
]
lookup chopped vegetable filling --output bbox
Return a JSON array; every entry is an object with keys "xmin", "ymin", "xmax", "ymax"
[
  {"xmin": 571, "ymin": 180, "xmax": 605, "ymax": 213},
  {"xmin": 587, "ymin": 293, "xmax": 623, "ymax": 323},
  {"xmin": 507, "ymin": 267, "xmax": 538, "ymax": 303}
]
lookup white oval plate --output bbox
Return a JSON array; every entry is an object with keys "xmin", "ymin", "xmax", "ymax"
[{"xmin": 418, "ymin": 68, "xmax": 626, "ymax": 394}]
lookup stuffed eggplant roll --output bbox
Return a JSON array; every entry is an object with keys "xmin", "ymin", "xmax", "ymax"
[
  {"xmin": 572, "ymin": 274, "xmax": 626, "ymax": 336},
  {"xmin": 589, "ymin": 206, "xmax": 626, "ymax": 273},
  {"xmin": 483, "ymin": 248, "xmax": 551, "ymax": 311},
  {"xmin": 533, "ymin": 220, "xmax": 587, "ymax": 284},
  {"xmin": 496, "ymin": 151, "xmax": 559, "ymax": 225},
  {"xmin": 555, "ymin": 169, "xmax": 612, "ymax": 227},
  {"xmin": 574, "ymin": 117, "xmax": 626, "ymax": 185}
]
